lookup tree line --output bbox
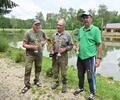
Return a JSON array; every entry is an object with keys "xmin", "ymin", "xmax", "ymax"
[{"xmin": 1, "ymin": 3, "xmax": 120, "ymax": 30}]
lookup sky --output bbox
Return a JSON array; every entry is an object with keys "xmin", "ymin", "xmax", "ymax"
[{"xmin": 5, "ymin": 0, "xmax": 120, "ymax": 20}]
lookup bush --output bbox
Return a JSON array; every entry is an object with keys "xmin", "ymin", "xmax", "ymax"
[
  {"xmin": 0, "ymin": 37, "xmax": 9, "ymax": 52},
  {"xmin": 15, "ymin": 50, "xmax": 25, "ymax": 63},
  {"xmin": 6, "ymin": 48, "xmax": 25, "ymax": 63}
]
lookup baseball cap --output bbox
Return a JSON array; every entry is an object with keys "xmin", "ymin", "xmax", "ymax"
[
  {"xmin": 32, "ymin": 19, "xmax": 40, "ymax": 25},
  {"xmin": 81, "ymin": 13, "xmax": 92, "ymax": 18}
]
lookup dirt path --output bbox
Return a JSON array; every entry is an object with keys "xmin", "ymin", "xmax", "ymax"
[{"xmin": 0, "ymin": 57, "xmax": 85, "ymax": 100}]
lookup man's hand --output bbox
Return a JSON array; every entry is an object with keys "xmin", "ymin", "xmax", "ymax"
[
  {"xmin": 59, "ymin": 48, "xmax": 66, "ymax": 53},
  {"xmin": 50, "ymin": 48, "xmax": 54, "ymax": 54},
  {"xmin": 30, "ymin": 45, "xmax": 38, "ymax": 51},
  {"xmin": 23, "ymin": 41, "xmax": 38, "ymax": 51},
  {"xmin": 95, "ymin": 58, "xmax": 101, "ymax": 68}
]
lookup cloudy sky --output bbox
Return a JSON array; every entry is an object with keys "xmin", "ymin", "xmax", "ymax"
[{"xmin": 5, "ymin": 0, "xmax": 120, "ymax": 20}]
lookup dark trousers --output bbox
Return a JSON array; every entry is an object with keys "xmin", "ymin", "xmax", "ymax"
[{"xmin": 77, "ymin": 56, "xmax": 96, "ymax": 94}]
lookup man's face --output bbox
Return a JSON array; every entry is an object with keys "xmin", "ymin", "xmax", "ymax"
[
  {"xmin": 32, "ymin": 23, "xmax": 40, "ymax": 32},
  {"xmin": 82, "ymin": 16, "xmax": 92, "ymax": 25},
  {"xmin": 57, "ymin": 21, "xmax": 64, "ymax": 33}
]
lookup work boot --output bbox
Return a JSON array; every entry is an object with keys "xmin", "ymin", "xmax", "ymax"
[
  {"xmin": 61, "ymin": 84, "xmax": 67, "ymax": 93},
  {"xmin": 51, "ymin": 83, "xmax": 59, "ymax": 90}
]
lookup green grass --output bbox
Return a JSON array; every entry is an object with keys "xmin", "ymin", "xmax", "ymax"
[
  {"xmin": 95, "ymin": 76, "xmax": 120, "ymax": 100},
  {"xmin": 41, "ymin": 56, "xmax": 120, "ymax": 100},
  {"xmin": 42, "ymin": 58, "xmax": 120, "ymax": 100},
  {"xmin": 2, "ymin": 47, "xmax": 120, "ymax": 100}
]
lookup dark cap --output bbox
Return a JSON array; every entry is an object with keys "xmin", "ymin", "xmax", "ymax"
[
  {"xmin": 81, "ymin": 13, "xmax": 92, "ymax": 18},
  {"xmin": 32, "ymin": 19, "xmax": 40, "ymax": 25}
]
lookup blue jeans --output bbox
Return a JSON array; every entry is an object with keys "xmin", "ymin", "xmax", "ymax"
[{"xmin": 77, "ymin": 56, "xmax": 96, "ymax": 94}]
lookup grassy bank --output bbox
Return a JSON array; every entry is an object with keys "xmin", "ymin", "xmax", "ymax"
[
  {"xmin": 41, "ymin": 56, "xmax": 120, "ymax": 100},
  {"xmin": 0, "ymin": 47, "xmax": 120, "ymax": 100}
]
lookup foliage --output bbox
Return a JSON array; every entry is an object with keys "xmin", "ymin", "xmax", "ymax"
[
  {"xmin": 0, "ymin": 15, "xmax": 12, "ymax": 31},
  {"xmin": 77, "ymin": 8, "xmax": 85, "ymax": 21},
  {"xmin": 0, "ymin": 36, "xmax": 9, "ymax": 52},
  {"xmin": 1, "ymin": 4, "xmax": 120, "ymax": 30},
  {"xmin": 36, "ymin": 12, "xmax": 46, "ymax": 28},
  {"xmin": 10, "ymin": 15, "xmax": 17, "ymax": 29},
  {"xmin": 0, "ymin": 0, "xmax": 18, "ymax": 15},
  {"xmin": 15, "ymin": 49, "xmax": 25, "ymax": 63},
  {"xmin": 46, "ymin": 13, "xmax": 58, "ymax": 29},
  {"xmin": 6, "ymin": 48, "xmax": 25, "ymax": 63}
]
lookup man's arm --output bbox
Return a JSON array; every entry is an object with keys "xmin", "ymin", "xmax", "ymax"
[
  {"xmin": 65, "ymin": 33, "xmax": 73, "ymax": 51},
  {"xmin": 96, "ymin": 43, "xmax": 102, "ymax": 67},
  {"xmin": 23, "ymin": 41, "xmax": 38, "ymax": 50}
]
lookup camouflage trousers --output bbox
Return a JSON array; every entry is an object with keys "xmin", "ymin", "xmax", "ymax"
[
  {"xmin": 52, "ymin": 53, "xmax": 68, "ymax": 85},
  {"xmin": 24, "ymin": 54, "xmax": 42, "ymax": 87}
]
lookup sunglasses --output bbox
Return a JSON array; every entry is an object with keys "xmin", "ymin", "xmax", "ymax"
[{"xmin": 35, "ymin": 23, "xmax": 40, "ymax": 26}]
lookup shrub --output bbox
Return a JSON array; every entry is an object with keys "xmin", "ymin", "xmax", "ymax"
[
  {"xmin": 6, "ymin": 48, "xmax": 25, "ymax": 63},
  {"xmin": 0, "ymin": 37, "xmax": 9, "ymax": 52},
  {"xmin": 15, "ymin": 51, "xmax": 25, "ymax": 63}
]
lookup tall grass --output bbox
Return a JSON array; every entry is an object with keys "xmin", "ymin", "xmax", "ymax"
[{"xmin": 0, "ymin": 36, "xmax": 9, "ymax": 52}]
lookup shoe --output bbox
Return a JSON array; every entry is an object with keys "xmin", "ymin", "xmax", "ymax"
[
  {"xmin": 51, "ymin": 83, "xmax": 59, "ymax": 90},
  {"xmin": 88, "ymin": 93, "xmax": 94, "ymax": 100},
  {"xmin": 61, "ymin": 84, "xmax": 67, "ymax": 93},
  {"xmin": 21, "ymin": 86, "xmax": 30, "ymax": 94},
  {"xmin": 34, "ymin": 82, "xmax": 42, "ymax": 87},
  {"xmin": 73, "ymin": 88, "xmax": 83, "ymax": 95}
]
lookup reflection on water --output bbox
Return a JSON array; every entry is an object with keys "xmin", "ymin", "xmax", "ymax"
[
  {"xmin": 14, "ymin": 41, "xmax": 120, "ymax": 81},
  {"xmin": 97, "ymin": 49, "xmax": 120, "ymax": 81}
]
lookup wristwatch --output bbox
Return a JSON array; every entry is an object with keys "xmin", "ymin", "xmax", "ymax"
[{"xmin": 97, "ymin": 57, "xmax": 102, "ymax": 60}]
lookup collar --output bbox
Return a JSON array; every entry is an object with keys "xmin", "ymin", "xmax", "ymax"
[
  {"xmin": 56, "ymin": 31, "xmax": 65, "ymax": 36},
  {"xmin": 83, "ymin": 25, "xmax": 93, "ymax": 31}
]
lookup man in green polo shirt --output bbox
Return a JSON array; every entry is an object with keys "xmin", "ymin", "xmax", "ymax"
[{"xmin": 73, "ymin": 13, "xmax": 102, "ymax": 100}]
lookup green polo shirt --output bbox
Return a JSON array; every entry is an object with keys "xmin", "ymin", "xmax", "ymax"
[{"xmin": 78, "ymin": 25, "xmax": 101, "ymax": 60}]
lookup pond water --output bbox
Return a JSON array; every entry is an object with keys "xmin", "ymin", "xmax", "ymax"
[
  {"xmin": 97, "ymin": 48, "xmax": 120, "ymax": 81},
  {"xmin": 13, "ymin": 41, "xmax": 120, "ymax": 81}
]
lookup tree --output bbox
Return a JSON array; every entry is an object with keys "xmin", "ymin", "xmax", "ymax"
[
  {"xmin": 35, "ymin": 12, "xmax": 45, "ymax": 28},
  {"xmin": 67, "ymin": 8, "xmax": 77, "ymax": 29},
  {"xmin": 98, "ymin": 4, "xmax": 108, "ymax": 17},
  {"xmin": 77, "ymin": 8, "xmax": 85, "ymax": 21},
  {"xmin": 0, "ymin": 15, "xmax": 11, "ymax": 31},
  {"xmin": 10, "ymin": 15, "xmax": 17, "ymax": 29},
  {"xmin": 97, "ymin": 4, "xmax": 109, "ymax": 25},
  {"xmin": 46, "ymin": 13, "xmax": 58, "ymax": 29},
  {"xmin": 58, "ymin": 8, "xmax": 68, "ymax": 21},
  {"xmin": 0, "ymin": 0, "xmax": 18, "ymax": 15},
  {"xmin": 108, "ymin": 11, "xmax": 118, "ymax": 23}
]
